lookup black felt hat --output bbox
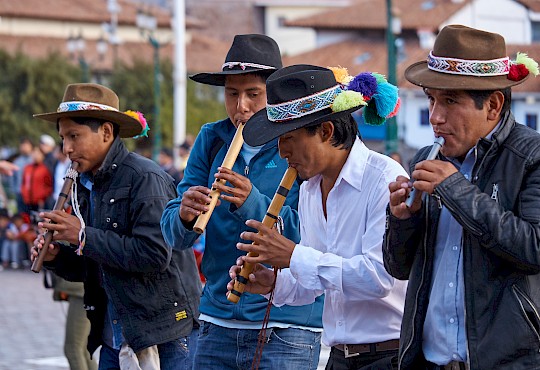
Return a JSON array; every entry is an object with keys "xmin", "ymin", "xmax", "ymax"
[
  {"xmin": 189, "ymin": 34, "xmax": 282, "ymax": 86},
  {"xmin": 243, "ymin": 65, "xmax": 360, "ymax": 147}
]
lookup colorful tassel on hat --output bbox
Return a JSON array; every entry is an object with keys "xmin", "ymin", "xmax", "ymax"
[
  {"xmin": 329, "ymin": 68, "xmax": 400, "ymax": 126},
  {"xmin": 509, "ymin": 52, "xmax": 539, "ymax": 81},
  {"xmin": 329, "ymin": 66, "xmax": 354, "ymax": 85},
  {"xmin": 125, "ymin": 110, "xmax": 150, "ymax": 138}
]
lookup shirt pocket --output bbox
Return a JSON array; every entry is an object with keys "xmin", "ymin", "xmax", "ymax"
[{"xmin": 102, "ymin": 186, "xmax": 131, "ymax": 233}]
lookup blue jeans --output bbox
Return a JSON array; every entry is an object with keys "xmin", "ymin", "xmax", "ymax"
[
  {"xmin": 98, "ymin": 328, "xmax": 199, "ymax": 370},
  {"xmin": 193, "ymin": 321, "xmax": 322, "ymax": 370}
]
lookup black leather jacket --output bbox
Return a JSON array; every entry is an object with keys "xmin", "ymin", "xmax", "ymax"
[
  {"xmin": 384, "ymin": 113, "xmax": 540, "ymax": 370},
  {"xmin": 47, "ymin": 138, "xmax": 201, "ymax": 354}
]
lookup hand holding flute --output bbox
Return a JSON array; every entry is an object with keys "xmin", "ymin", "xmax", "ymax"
[
  {"xmin": 31, "ymin": 161, "xmax": 80, "ymax": 273},
  {"xmin": 389, "ymin": 136, "xmax": 457, "ymax": 218},
  {"xmin": 227, "ymin": 167, "xmax": 298, "ymax": 303}
]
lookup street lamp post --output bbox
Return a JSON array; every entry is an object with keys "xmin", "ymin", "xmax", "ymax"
[
  {"xmin": 137, "ymin": 9, "xmax": 162, "ymax": 162},
  {"xmin": 66, "ymin": 31, "xmax": 108, "ymax": 83},
  {"xmin": 385, "ymin": 0, "xmax": 400, "ymax": 155}
]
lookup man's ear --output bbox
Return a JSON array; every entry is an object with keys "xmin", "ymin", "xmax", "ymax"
[
  {"xmin": 320, "ymin": 121, "xmax": 335, "ymax": 143},
  {"xmin": 101, "ymin": 122, "xmax": 114, "ymax": 142},
  {"xmin": 487, "ymin": 91, "xmax": 504, "ymax": 121}
]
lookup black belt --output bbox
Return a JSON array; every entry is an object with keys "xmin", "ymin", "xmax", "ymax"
[
  {"xmin": 426, "ymin": 360, "xmax": 469, "ymax": 370},
  {"xmin": 333, "ymin": 339, "xmax": 399, "ymax": 358}
]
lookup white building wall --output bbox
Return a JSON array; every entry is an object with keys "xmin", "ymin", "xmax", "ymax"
[
  {"xmin": 442, "ymin": 0, "xmax": 530, "ymax": 43},
  {"xmin": 264, "ymin": 7, "xmax": 326, "ymax": 55}
]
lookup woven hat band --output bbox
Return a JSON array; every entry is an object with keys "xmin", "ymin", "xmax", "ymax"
[
  {"xmin": 427, "ymin": 51, "xmax": 510, "ymax": 77},
  {"xmin": 266, "ymin": 85, "xmax": 342, "ymax": 123}
]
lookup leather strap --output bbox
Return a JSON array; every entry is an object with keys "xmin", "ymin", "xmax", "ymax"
[{"xmin": 333, "ymin": 339, "xmax": 399, "ymax": 358}]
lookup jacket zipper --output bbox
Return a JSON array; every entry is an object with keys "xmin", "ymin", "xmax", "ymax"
[
  {"xmin": 399, "ymin": 196, "xmax": 431, "ymax": 369},
  {"xmin": 512, "ymin": 285, "xmax": 540, "ymax": 346},
  {"xmin": 244, "ymin": 165, "xmax": 249, "ymax": 177}
]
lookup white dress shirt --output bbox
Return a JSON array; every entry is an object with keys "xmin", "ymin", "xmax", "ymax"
[{"xmin": 271, "ymin": 138, "xmax": 408, "ymax": 347}]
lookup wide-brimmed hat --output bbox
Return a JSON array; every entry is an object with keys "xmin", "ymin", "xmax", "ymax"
[
  {"xmin": 243, "ymin": 64, "xmax": 401, "ymax": 146},
  {"xmin": 405, "ymin": 24, "xmax": 539, "ymax": 90},
  {"xmin": 34, "ymin": 83, "xmax": 149, "ymax": 138},
  {"xmin": 189, "ymin": 34, "xmax": 282, "ymax": 86}
]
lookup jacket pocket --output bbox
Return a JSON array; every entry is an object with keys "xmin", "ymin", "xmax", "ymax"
[
  {"xmin": 102, "ymin": 186, "xmax": 131, "ymax": 233},
  {"xmin": 512, "ymin": 284, "xmax": 540, "ymax": 345}
]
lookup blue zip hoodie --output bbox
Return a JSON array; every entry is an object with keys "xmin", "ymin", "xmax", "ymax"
[{"xmin": 161, "ymin": 118, "xmax": 323, "ymax": 326}]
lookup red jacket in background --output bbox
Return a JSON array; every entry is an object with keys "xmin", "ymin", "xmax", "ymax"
[{"xmin": 21, "ymin": 163, "xmax": 53, "ymax": 207}]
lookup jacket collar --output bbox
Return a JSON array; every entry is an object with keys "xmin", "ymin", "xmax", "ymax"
[
  {"xmin": 88, "ymin": 137, "xmax": 129, "ymax": 183},
  {"xmin": 478, "ymin": 111, "xmax": 515, "ymax": 152}
]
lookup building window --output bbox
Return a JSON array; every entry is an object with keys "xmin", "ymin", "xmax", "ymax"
[
  {"xmin": 533, "ymin": 22, "xmax": 540, "ymax": 42},
  {"xmin": 277, "ymin": 16, "xmax": 286, "ymax": 27},
  {"xmin": 526, "ymin": 113, "xmax": 537, "ymax": 130},
  {"xmin": 420, "ymin": 108, "xmax": 430, "ymax": 126}
]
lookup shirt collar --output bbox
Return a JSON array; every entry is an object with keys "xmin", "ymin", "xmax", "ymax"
[{"xmin": 305, "ymin": 137, "xmax": 367, "ymax": 194}]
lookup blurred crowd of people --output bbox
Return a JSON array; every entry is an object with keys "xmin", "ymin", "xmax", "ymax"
[{"xmin": 0, "ymin": 134, "xmax": 196, "ymax": 272}]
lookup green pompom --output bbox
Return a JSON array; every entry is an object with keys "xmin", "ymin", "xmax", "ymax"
[
  {"xmin": 332, "ymin": 91, "xmax": 366, "ymax": 112},
  {"xmin": 363, "ymin": 101, "xmax": 386, "ymax": 126},
  {"xmin": 371, "ymin": 73, "xmax": 387, "ymax": 84},
  {"xmin": 516, "ymin": 52, "xmax": 539, "ymax": 76}
]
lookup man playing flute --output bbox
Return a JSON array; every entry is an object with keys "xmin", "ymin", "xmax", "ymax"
[
  {"xmin": 228, "ymin": 64, "xmax": 407, "ymax": 370},
  {"xmin": 385, "ymin": 25, "xmax": 540, "ymax": 370},
  {"xmin": 32, "ymin": 83, "xmax": 201, "ymax": 369},
  {"xmin": 160, "ymin": 35, "xmax": 324, "ymax": 369}
]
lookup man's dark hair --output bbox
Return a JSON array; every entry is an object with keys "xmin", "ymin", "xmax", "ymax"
[
  {"xmin": 466, "ymin": 88, "xmax": 511, "ymax": 116},
  {"xmin": 57, "ymin": 117, "xmax": 120, "ymax": 138},
  {"xmin": 305, "ymin": 113, "xmax": 358, "ymax": 150}
]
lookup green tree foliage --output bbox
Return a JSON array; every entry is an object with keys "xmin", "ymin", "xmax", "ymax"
[
  {"xmin": 0, "ymin": 50, "xmax": 226, "ymax": 153},
  {"xmin": 0, "ymin": 51, "xmax": 80, "ymax": 148},
  {"xmin": 109, "ymin": 58, "xmax": 226, "ymax": 152}
]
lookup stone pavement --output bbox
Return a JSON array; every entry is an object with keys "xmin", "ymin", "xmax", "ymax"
[
  {"xmin": 0, "ymin": 267, "xmax": 70, "ymax": 370},
  {"xmin": 0, "ymin": 267, "xmax": 329, "ymax": 370}
]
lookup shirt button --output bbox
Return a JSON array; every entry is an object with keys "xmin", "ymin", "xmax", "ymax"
[
  {"xmin": 106, "ymin": 218, "xmax": 111, "ymax": 222},
  {"xmin": 110, "ymin": 198, "xmax": 115, "ymax": 203},
  {"xmin": 174, "ymin": 302, "xmax": 178, "ymax": 307},
  {"xmin": 449, "ymin": 318, "xmax": 455, "ymax": 324},
  {"xmin": 113, "ymin": 320, "xmax": 117, "ymax": 324},
  {"xmin": 452, "ymin": 354, "xmax": 458, "ymax": 359},
  {"xmin": 449, "ymin": 282, "xmax": 454, "ymax": 288},
  {"xmin": 113, "ymin": 223, "xmax": 118, "ymax": 228},
  {"xmin": 452, "ymin": 246, "xmax": 458, "ymax": 251},
  {"xmin": 112, "ymin": 164, "xmax": 117, "ymax": 169}
]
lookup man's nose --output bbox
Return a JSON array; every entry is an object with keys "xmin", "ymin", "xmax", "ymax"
[{"xmin": 237, "ymin": 94, "xmax": 249, "ymax": 112}]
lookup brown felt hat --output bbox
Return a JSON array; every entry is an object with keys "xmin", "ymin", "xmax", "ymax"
[
  {"xmin": 34, "ymin": 83, "xmax": 146, "ymax": 138},
  {"xmin": 405, "ymin": 24, "xmax": 530, "ymax": 90}
]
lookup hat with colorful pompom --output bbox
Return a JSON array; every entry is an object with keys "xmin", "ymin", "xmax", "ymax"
[
  {"xmin": 243, "ymin": 64, "xmax": 400, "ymax": 146},
  {"xmin": 34, "ymin": 83, "xmax": 149, "ymax": 139},
  {"xmin": 405, "ymin": 24, "xmax": 539, "ymax": 90}
]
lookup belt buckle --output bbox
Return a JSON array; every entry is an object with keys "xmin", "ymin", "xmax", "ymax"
[{"xmin": 344, "ymin": 344, "xmax": 360, "ymax": 358}]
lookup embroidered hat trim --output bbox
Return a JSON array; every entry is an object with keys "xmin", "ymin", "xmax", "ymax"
[
  {"xmin": 427, "ymin": 51, "xmax": 510, "ymax": 76},
  {"xmin": 222, "ymin": 61, "xmax": 277, "ymax": 71},
  {"xmin": 267, "ymin": 85, "xmax": 342, "ymax": 123},
  {"xmin": 58, "ymin": 101, "xmax": 119, "ymax": 113}
]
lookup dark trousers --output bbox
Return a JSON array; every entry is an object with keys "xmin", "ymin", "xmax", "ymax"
[{"xmin": 325, "ymin": 347, "xmax": 398, "ymax": 370}]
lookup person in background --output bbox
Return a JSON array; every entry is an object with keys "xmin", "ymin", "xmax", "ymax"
[
  {"xmin": 0, "ymin": 208, "xmax": 10, "ymax": 270},
  {"xmin": 40, "ymin": 134, "xmax": 57, "ymax": 176},
  {"xmin": 52, "ymin": 143, "xmax": 71, "ymax": 203},
  {"xmin": 161, "ymin": 34, "xmax": 324, "ymax": 370},
  {"xmin": 20, "ymin": 147, "xmax": 53, "ymax": 213},
  {"xmin": 2, "ymin": 212, "xmax": 34, "ymax": 269},
  {"xmin": 32, "ymin": 83, "xmax": 201, "ymax": 370},
  {"xmin": 10, "ymin": 137, "xmax": 34, "ymax": 214},
  {"xmin": 159, "ymin": 147, "xmax": 182, "ymax": 186},
  {"xmin": 384, "ymin": 25, "xmax": 540, "ymax": 370}
]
